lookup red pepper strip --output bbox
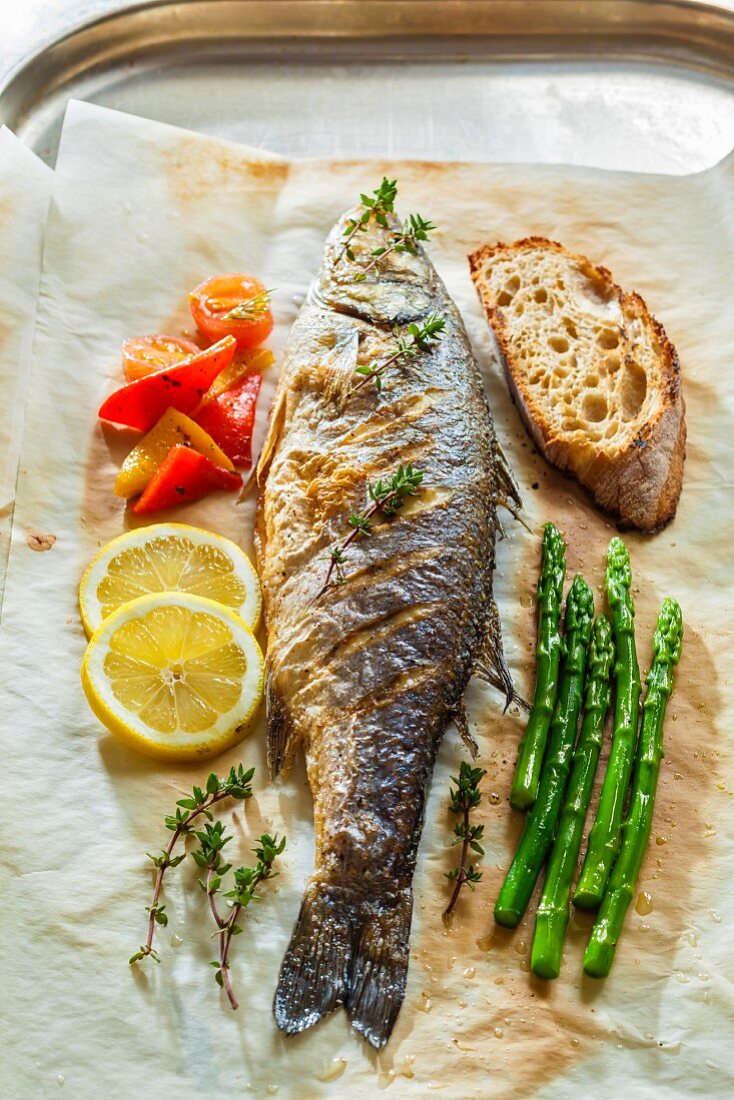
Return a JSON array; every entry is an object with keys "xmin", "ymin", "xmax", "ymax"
[
  {"xmin": 195, "ymin": 371, "xmax": 262, "ymax": 468},
  {"xmin": 99, "ymin": 336, "xmax": 236, "ymax": 431},
  {"xmin": 132, "ymin": 444, "xmax": 242, "ymax": 515}
]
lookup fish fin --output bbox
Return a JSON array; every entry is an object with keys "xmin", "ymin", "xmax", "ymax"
[
  {"xmin": 494, "ymin": 436, "xmax": 523, "ymax": 510},
  {"xmin": 266, "ymin": 668, "xmax": 300, "ymax": 778},
  {"xmin": 452, "ymin": 700, "xmax": 479, "ymax": 759},
  {"xmin": 274, "ymin": 881, "xmax": 412, "ymax": 1050},
  {"xmin": 321, "ymin": 329, "xmax": 360, "ymax": 408},
  {"xmin": 346, "ymin": 887, "xmax": 412, "ymax": 1049},
  {"xmin": 475, "ymin": 595, "xmax": 530, "ymax": 713},
  {"xmin": 236, "ymin": 467, "xmax": 257, "ymax": 502},
  {"xmin": 256, "ymin": 384, "xmax": 287, "ymax": 487},
  {"xmin": 273, "ymin": 881, "xmax": 351, "ymax": 1036},
  {"xmin": 495, "ymin": 495, "xmax": 533, "ymax": 533}
]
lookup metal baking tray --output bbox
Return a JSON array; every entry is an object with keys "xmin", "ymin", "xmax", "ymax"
[{"xmin": 1, "ymin": 0, "xmax": 734, "ymax": 174}]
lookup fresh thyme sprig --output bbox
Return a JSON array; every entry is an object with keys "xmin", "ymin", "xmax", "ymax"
[
  {"xmin": 339, "ymin": 177, "xmax": 398, "ymax": 262},
  {"xmin": 129, "ymin": 765, "xmax": 254, "ymax": 965},
  {"xmin": 443, "ymin": 761, "xmax": 487, "ymax": 922},
  {"xmin": 195, "ymin": 824, "xmax": 285, "ymax": 1010},
  {"xmin": 352, "ymin": 313, "xmax": 446, "ymax": 395},
  {"xmin": 214, "ymin": 288, "xmax": 274, "ymax": 321},
  {"xmin": 353, "ymin": 212, "xmax": 437, "ymax": 281},
  {"xmin": 318, "ymin": 464, "xmax": 424, "ymax": 596}
]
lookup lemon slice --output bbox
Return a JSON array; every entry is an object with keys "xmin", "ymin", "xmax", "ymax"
[
  {"xmin": 79, "ymin": 523, "xmax": 261, "ymax": 637},
  {"xmin": 81, "ymin": 592, "xmax": 264, "ymax": 760}
]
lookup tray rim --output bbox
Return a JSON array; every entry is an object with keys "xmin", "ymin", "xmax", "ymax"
[
  {"xmin": 3, "ymin": 0, "xmax": 734, "ymax": 164},
  {"xmin": 4, "ymin": 0, "xmax": 734, "ymax": 97}
]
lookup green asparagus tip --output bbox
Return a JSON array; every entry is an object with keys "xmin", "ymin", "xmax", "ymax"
[
  {"xmin": 588, "ymin": 615, "xmax": 614, "ymax": 681},
  {"xmin": 536, "ymin": 524, "xmax": 566, "ymax": 616},
  {"xmin": 653, "ymin": 598, "xmax": 683, "ymax": 666},
  {"xmin": 566, "ymin": 574, "xmax": 595, "ymax": 630},
  {"xmin": 607, "ymin": 536, "xmax": 630, "ymax": 566},
  {"xmin": 510, "ymin": 522, "xmax": 567, "ymax": 811},
  {"xmin": 541, "ymin": 522, "xmax": 566, "ymax": 568},
  {"xmin": 606, "ymin": 538, "xmax": 635, "ymax": 633},
  {"xmin": 606, "ymin": 536, "xmax": 632, "ymax": 590}
]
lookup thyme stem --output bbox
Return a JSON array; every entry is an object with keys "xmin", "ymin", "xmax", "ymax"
[
  {"xmin": 216, "ymin": 864, "xmax": 274, "ymax": 1011},
  {"xmin": 205, "ymin": 863, "xmax": 239, "ymax": 1010},
  {"xmin": 359, "ymin": 238, "xmax": 402, "ymax": 276},
  {"xmin": 206, "ymin": 864, "xmax": 227, "ymax": 930},
  {"xmin": 358, "ymin": 213, "xmax": 437, "ymax": 278},
  {"xmin": 442, "ymin": 762, "xmax": 487, "ymax": 923},
  {"xmin": 337, "ymin": 177, "xmax": 398, "ymax": 263},
  {"xmin": 219, "ymin": 906, "xmax": 242, "ymax": 1010},
  {"xmin": 443, "ymin": 799, "xmax": 473, "ymax": 921},
  {"xmin": 319, "ymin": 492, "xmax": 397, "ymax": 595},
  {"xmin": 350, "ymin": 346, "xmax": 404, "ymax": 395},
  {"xmin": 129, "ymin": 766, "xmax": 255, "ymax": 967},
  {"xmin": 198, "ymin": 829, "xmax": 286, "ymax": 1010},
  {"xmin": 350, "ymin": 313, "xmax": 446, "ymax": 395},
  {"xmin": 220, "ymin": 288, "xmax": 274, "ymax": 322},
  {"xmin": 142, "ymin": 789, "xmax": 232, "ymax": 960},
  {"xmin": 317, "ymin": 464, "xmax": 424, "ymax": 598}
]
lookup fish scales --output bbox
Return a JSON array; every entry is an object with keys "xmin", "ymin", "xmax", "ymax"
[{"xmin": 256, "ymin": 205, "xmax": 518, "ymax": 1048}]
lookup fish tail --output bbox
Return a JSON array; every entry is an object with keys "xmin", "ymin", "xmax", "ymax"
[
  {"xmin": 273, "ymin": 881, "xmax": 351, "ymax": 1036},
  {"xmin": 345, "ymin": 886, "xmax": 412, "ymax": 1048},
  {"xmin": 273, "ymin": 880, "xmax": 412, "ymax": 1050}
]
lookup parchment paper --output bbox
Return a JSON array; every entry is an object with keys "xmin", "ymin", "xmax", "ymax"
[
  {"xmin": 1, "ymin": 101, "xmax": 732, "ymax": 1099},
  {"xmin": 0, "ymin": 128, "xmax": 51, "ymax": 610}
]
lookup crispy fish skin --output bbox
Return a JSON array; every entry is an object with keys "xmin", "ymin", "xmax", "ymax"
[{"xmin": 256, "ymin": 207, "xmax": 518, "ymax": 1048}]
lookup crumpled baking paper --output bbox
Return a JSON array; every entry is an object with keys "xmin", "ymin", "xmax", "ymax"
[
  {"xmin": 0, "ymin": 127, "xmax": 51, "ymax": 610},
  {"xmin": 0, "ymin": 100, "xmax": 732, "ymax": 1099}
]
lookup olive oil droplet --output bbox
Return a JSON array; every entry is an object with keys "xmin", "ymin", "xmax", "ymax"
[
  {"xmin": 317, "ymin": 1058, "xmax": 347, "ymax": 1083},
  {"xmin": 636, "ymin": 891, "xmax": 653, "ymax": 916}
]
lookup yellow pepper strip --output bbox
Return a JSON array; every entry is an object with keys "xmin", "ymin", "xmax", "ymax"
[
  {"xmin": 199, "ymin": 347, "xmax": 274, "ymax": 407},
  {"xmin": 114, "ymin": 408, "xmax": 235, "ymax": 500}
]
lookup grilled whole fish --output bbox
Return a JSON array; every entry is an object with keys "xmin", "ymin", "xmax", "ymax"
[{"xmin": 256, "ymin": 204, "xmax": 520, "ymax": 1048}]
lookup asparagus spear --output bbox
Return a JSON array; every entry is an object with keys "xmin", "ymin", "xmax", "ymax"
[
  {"xmin": 574, "ymin": 538, "xmax": 641, "ymax": 909},
  {"xmin": 510, "ymin": 523, "xmax": 566, "ymax": 811},
  {"xmin": 495, "ymin": 575, "xmax": 594, "ymax": 928},
  {"xmin": 584, "ymin": 599, "xmax": 682, "ymax": 977},
  {"xmin": 530, "ymin": 616, "xmax": 615, "ymax": 978}
]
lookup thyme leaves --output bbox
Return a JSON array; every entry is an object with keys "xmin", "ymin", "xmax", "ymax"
[
  {"xmin": 353, "ymin": 213, "xmax": 437, "ymax": 282},
  {"xmin": 130, "ymin": 766, "xmax": 285, "ymax": 1011},
  {"xmin": 338, "ymin": 178, "xmax": 436, "ymax": 280},
  {"xmin": 339, "ymin": 177, "xmax": 398, "ymax": 263},
  {"xmin": 443, "ymin": 762, "xmax": 487, "ymax": 922},
  {"xmin": 352, "ymin": 313, "xmax": 446, "ymax": 395},
  {"xmin": 317, "ymin": 464, "xmax": 424, "ymax": 597}
]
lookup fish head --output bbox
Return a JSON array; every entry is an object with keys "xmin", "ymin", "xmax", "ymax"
[{"xmin": 314, "ymin": 205, "xmax": 437, "ymax": 327}]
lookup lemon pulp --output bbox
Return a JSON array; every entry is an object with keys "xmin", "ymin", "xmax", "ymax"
[
  {"xmin": 82, "ymin": 593, "xmax": 263, "ymax": 760},
  {"xmin": 106, "ymin": 602, "xmax": 247, "ymax": 733},
  {"xmin": 79, "ymin": 523, "xmax": 261, "ymax": 637}
]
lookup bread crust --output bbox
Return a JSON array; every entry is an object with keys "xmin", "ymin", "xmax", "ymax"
[{"xmin": 468, "ymin": 237, "xmax": 686, "ymax": 532}]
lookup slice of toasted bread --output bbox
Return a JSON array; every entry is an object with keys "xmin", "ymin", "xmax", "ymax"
[{"xmin": 468, "ymin": 237, "xmax": 685, "ymax": 531}]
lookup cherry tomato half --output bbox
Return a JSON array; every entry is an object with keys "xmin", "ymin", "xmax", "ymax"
[
  {"xmin": 100, "ymin": 336, "xmax": 237, "ymax": 431},
  {"xmin": 189, "ymin": 273, "xmax": 273, "ymax": 350},
  {"xmin": 122, "ymin": 334, "xmax": 200, "ymax": 382}
]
